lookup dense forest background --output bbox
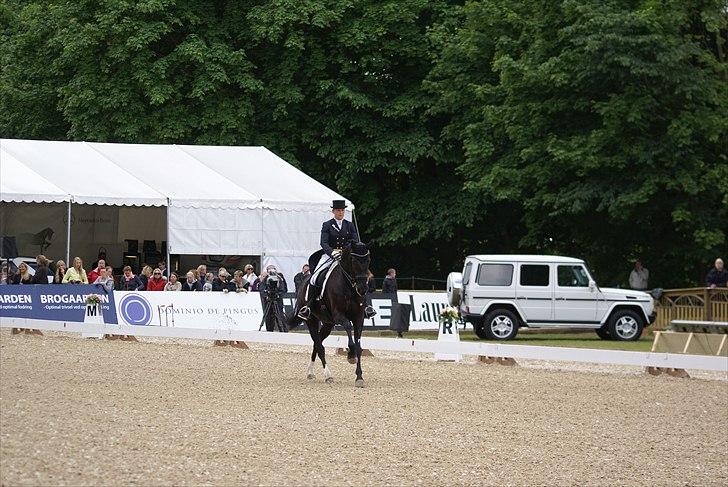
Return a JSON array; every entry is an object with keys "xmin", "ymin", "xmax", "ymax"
[{"xmin": 1, "ymin": 0, "xmax": 726, "ymax": 288}]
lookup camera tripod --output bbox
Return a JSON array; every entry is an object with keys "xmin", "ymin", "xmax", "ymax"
[{"xmin": 259, "ymin": 295, "xmax": 288, "ymax": 332}]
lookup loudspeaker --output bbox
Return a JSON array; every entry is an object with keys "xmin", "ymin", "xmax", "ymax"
[{"xmin": 0, "ymin": 236, "xmax": 18, "ymax": 259}]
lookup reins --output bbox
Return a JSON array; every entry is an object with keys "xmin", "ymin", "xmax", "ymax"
[{"xmin": 339, "ymin": 250, "xmax": 370, "ymax": 298}]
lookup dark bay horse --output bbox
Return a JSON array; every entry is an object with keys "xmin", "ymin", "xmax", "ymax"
[{"xmin": 288, "ymin": 242, "xmax": 371, "ymax": 387}]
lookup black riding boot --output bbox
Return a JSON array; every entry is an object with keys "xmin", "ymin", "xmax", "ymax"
[{"xmin": 298, "ymin": 283, "xmax": 319, "ymax": 319}]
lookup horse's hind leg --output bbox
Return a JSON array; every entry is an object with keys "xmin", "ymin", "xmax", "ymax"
[
  {"xmin": 341, "ymin": 321, "xmax": 357, "ymax": 364},
  {"xmin": 305, "ymin": 320, "xmax": 319, "ymax": 380}
]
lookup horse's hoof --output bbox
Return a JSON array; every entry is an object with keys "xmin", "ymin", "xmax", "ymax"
[
  {"xmin": 347, "ymin": 357, "xmax": 357, "ymax": 364},
  {"xmin": 325, "ymin": 377, "xmax": 334, "ymax": 384},
  {"xmin": 307, "ymin": 373, "xmax": 315, "ymax": 380},
  {"xmin": 355, "ymin": 379, "xmax": 365, "ymax": 388}
]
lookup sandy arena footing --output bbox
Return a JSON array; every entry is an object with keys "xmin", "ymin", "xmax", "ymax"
[{"xmin": 1, "ymin": 331, "xmax": 726, "ymax": 486}]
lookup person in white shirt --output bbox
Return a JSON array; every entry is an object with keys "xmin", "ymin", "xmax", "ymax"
[
  {"xmin": 243, "ymin": 264, "xmax": 257, "ymax": 287},
  {"xmin": 628, "ymin": 260, "xmax": 649, "ymax": 290}
]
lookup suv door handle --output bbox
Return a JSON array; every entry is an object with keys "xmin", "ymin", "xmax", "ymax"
[{"xmin": 555, "ymin": 296, "xmax": 565, "ymax": 300}]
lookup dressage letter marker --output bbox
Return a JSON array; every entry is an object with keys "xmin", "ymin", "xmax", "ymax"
[{"xmin": 435, "ymin": 319, "xmax": 461, "ymax": 362}]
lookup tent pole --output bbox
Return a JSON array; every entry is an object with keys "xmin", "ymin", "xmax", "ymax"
[
  {"xmin": 66, "ymin": 200, "xmax": 72, "ymax": 264},
  {"xmin": 166, "ymin": 199, "xmax": 171, "ymax": 278}
]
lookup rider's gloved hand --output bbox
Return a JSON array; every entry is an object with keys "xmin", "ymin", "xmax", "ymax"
[{"xmin": 332, "ymin": 249, "xmax": 342, "ymax": 261}]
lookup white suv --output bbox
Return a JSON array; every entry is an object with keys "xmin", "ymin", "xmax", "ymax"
[{"xmin": 447, "ymin": 255, "xmax": 656, "ymax": 341}]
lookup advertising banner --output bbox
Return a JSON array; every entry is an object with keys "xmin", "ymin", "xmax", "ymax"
[
  {"xmin": 1, "ymin": 287, "xmax": 450, "ymax": 331},
  {"xmin": 0, "ymin": 284, "xmax": 116, "ymax": 323},
  {"xmin": 397, "ymin": 291, "xmax": 450, "ymax": 330},
  {"xmin": 114, "ymin": 291, "xmax": 263, "ymax": 330}
]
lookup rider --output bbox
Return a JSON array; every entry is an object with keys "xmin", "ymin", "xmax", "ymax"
[{"xmin": 298, "ymin": 199, "xmax": 376, "ymax": 320}]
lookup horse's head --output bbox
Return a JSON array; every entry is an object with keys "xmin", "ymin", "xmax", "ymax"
[{"xmin": 345, "ymin": 241, "xmax": 371, "ymax": 296}]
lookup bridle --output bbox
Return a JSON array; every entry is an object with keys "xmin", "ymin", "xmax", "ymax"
[{"xmin": 339, "ymin": 250, "xmax": 370, "ymax": 298}]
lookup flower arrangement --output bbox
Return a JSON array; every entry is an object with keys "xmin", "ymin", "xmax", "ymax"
[
  {"xmin": 438, "ymin": 306, "xmax": 459, "ymax": 323},
  {"xmin": 85, "ymin": 294, "xmax": 102, "ymax": 305}
]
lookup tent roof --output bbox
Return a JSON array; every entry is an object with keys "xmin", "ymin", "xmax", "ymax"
[
  {"xmin": 1, "ymin": 139, "xmax": 167, "ymax": 206},
  {"xmin": 1, "ymin": 139, "xmax": 352, "ymax": 210},
  {"xmin": 88, "ymin": 142, "xmax": 261, "ymax": 209},
  {"xmin": 0, "ymin": 149, "xmax": 70, "ymax": 203},
  {"xmin": 178, "ymin": 145, "xmax": 353, "ymax": 210}
]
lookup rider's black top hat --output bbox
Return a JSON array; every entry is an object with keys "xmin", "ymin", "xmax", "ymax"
[{"xmin": 331, "ymin": 199, "xmax": 347, "ymax": 209}]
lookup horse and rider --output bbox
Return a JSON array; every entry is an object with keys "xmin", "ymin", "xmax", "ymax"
[{"xmin": 289, "ymin": 199, "xmax": 376, "ymax": 387}]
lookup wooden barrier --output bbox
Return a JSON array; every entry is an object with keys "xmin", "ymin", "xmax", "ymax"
[{"xmin": 654, "ymin": 288, "xmax": 728, "ymax": 330}]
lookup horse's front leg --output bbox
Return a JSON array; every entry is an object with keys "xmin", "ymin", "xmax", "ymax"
[
  {"xmin": 353, "ymin": 317, "xmax": 365, "ymax": 388},
  {"xmin": 340, "ymin": 320, "xmax": 357, "ymax": 364}
]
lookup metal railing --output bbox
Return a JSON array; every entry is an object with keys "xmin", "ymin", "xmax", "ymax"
[{"xmin": 653, "ymin": 287, "xmax": 728, "ymax": 330}]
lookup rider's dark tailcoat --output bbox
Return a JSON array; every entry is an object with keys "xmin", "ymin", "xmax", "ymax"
[{"xmin": 320, "ymin": 218, "xmax": 360, "ymax": 256}]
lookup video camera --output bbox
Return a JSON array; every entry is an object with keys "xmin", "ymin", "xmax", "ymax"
[{"xmin": 265, "ymin": 270, "xmax": 281, "ymax": 296}]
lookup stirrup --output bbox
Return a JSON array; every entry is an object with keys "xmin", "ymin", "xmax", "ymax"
[
  {"xmin": 298, "ymin": 306, "xmax": 311, "ymax": 319},
  {"xmin": 364, "ymin": 305, "xmax": 377, "ymax": 319}
]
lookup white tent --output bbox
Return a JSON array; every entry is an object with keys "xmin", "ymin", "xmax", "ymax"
[{"xmin": 0, "ymin": 139, "xmax": 353, "ymax": 280}]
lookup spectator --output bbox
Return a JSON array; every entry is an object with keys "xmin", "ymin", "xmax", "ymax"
[
  {"xmin": 212, "ymin": 268, "xmax": 232, "ymax": 292},
  {"xmin": 138, "ymin": 265, "xmax": 153, "ymax": 290},
  {"xmin": 53, "ymin": 260, "xmax": 66, "ymax": 284},
  {"xmin": 146, "ymin": 268, "xmax": 166, "ymax": 291},
  {"xmin": 243, "ymin": 264, "xmax": 257, "ymax": 287},
  {"xmin": 88, "ymin": 259, "xmax": 106, "ymax": 282},
  {"xmin": 203, "ymin": 272, "xmax": 214, "ymax": 292},
  {"xmin": 32, "ymin": 255, "xmax": 51, "ymax": 284},
  {"xmin": 158, "ymin": 260, "xmax": 168, "ymax": 278},
  {"xmin": 367, "ymin": 270, "xmax": 376, "ymax": 293},
  {"xmin": 93, "ymin": 267, "xmax": 115, "ymax": 293},
  {"xmin": 164, "ymin": 272, "xmax": 182, "ymax": 291},
  {"xmin": 91, "ymin": 250, "xmax": 107, "ymax": 272},
  {"xmin": 1, "ymin": 262, "xmax": 8, "ymax": 285},
  {"xmin": 294, "ymin": 264, "xmax": 310, "ymax": 293},
  {"xmin": 120, "ymin": 266, "xmax": 144, "ymax": 291},
  {"xmin": 382, "ymin": 268, "xmax": 397, "ymax": 294},
  {"xmin": 87, "ymin": 258, "xmax": 106, "ymax": 283},
  {"xmin": 628, "ymin": 260, "xmax": 649, "ymax": 290},
  {"xmin": 706, "ymin": 258, "xmax": 727, "ymax": 288},
  {"xmin": 11, "ymin": 262, "xmax": 33, "ymax": 285},
  {"xmin": 62, "ymin": 257, "xmax": 88, "ymax": 284},
  {"xmin": 105, "ymin": 265, "xmax": 115, "ymax": 289},
  {"xmin": 232, "ymin": 270, "xmax": 249, "ymax": 293},
  {"xmin": 197, "ymin": 265, "xmax": 207, "ymax": 289},
  {"xmin": 251, "ymin": 271, "xmax": 267, "ymax": 292},
  {"xmin": 181, "ymin": 271, "xmax": 201, "ymax": 291}
]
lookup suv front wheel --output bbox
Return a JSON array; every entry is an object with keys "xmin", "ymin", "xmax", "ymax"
[
  {"xmin": 483, "ymin": 309, "xmax": 519, "ymax": 340},
  {"xmin": 608, "ymin": 310, "xmax": 644, "ymax": 341}
]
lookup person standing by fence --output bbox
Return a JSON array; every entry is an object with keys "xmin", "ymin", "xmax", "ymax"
[
  {"xmin": 706, "ymin": 258, "xmax": 727, "ymax": 288},
  {"xmin": 629, "ymin": 260, "xmax": 649, "ymax": 290},
  {"xmin": 382, "ymin": 268, "xmax": 397, "ymax": 294}
]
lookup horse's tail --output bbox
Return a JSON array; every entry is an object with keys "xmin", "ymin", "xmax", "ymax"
[
  {"xmin": 287, "ymin": 307, "xmax": 302, "ymax": 330},
  {"xmin": 286, "ymin": 276, "xmax": 309, "ymax": 331}
]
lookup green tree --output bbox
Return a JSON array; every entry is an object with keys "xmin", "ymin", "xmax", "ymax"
[{"xmin": 427, "ymin": 0, "xmax": 728, "ymax": 286}]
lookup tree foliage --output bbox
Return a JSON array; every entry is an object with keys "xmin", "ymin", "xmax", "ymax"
[{"xmin": 1, "ymin": 0, "xmax": 726, "ymax": 287}]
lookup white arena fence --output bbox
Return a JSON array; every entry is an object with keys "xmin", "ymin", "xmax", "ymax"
[
  {"xmin": 2, "ymin": 285, "xmax": 727, "ymax": 372},
  {"xmin": 1, "ymin": 318, "xmax": 726, "ymax": 372}
]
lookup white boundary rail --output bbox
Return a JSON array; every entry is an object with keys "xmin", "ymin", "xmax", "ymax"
[{"xmin": 2, "ymin": 318, "xmax": 727, "ymax": 372}]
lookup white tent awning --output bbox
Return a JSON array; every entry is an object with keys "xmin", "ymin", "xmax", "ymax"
[
  {"xmin": 0, "ymin": 139, "xmax": 167, "ymax": 206},
  {"xmin": 0, "ymin": 149, "xmax": 70, "ymax": 203}
]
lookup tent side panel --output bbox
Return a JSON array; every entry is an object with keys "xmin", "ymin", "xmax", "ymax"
[{"xmin": 168, "ymin": 206, "xmax": 262, "ymax": 255}]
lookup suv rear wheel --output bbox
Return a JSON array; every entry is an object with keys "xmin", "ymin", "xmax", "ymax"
[
  {"xmin": 608, "ymin": 310, "xmax": 644, "ymax": 341},
  {"xmin": 483, "ymin": 309, "xmax": 519, "ymax": 340},
  {"xmin": 595, "ymin": 326, "xmax": 611, "ymax": 340}
]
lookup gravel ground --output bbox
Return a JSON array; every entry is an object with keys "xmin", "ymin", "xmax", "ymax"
[{"xmin": 1, "ymin": 331, "xmax": 727, "ymax": 486}]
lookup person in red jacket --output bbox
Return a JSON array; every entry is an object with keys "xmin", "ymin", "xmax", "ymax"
[{"xmin": 146, "ymin": 268, "xmax": 167, "ymax": 291}]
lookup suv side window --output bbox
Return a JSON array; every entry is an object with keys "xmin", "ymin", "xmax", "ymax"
[
  {"xmin": 557, "ymin": 265, "xmax": 590, "ymax": 287},
  {"xmin": 476, "ymin": 264, "xmax": 513, "ymax": 286},
  {"xmin": 462, "ymin": 262, "xmax": 473, "ymax": 285},
  {"xmin": 520, "ymin": 264, "xmax": 550, "ymax": 286}
]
